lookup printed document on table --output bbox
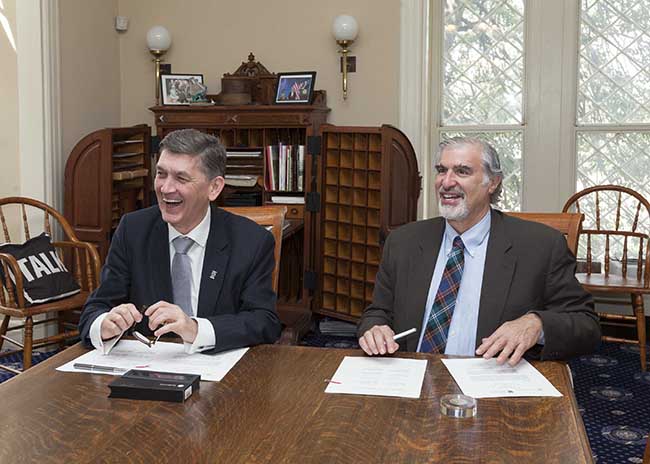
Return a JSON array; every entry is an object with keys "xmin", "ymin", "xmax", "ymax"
[
  {"xmin": 324, "ymin": 356, "xmax": 427, "ymax": 399},
  {"xmin": 441, "ymin": 358, "xmax": 562, "ymax": 398},
  {"xmin": 57, "ymin": 340, "xmax": 248, "ymax": 382}
]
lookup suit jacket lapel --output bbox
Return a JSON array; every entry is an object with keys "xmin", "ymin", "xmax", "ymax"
[
  {"xmin": 150, "ymin": 218, "xmax": 173, "ymax": 304},
  {"xmin": 404, "ymin": 219, "xmax": 445, "ymax": 352},
  {"xmin": 476, "ymin": 210, "xmax": 516, "ymax": 346},
  {"xmin": 197, "ymin": 207, "xmax": 230, "ymax": 317}
]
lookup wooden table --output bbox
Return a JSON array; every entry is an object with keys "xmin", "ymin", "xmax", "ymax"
[{"xmin": 0, "ymin": 344, "xmax": 592, "ymax": 463}]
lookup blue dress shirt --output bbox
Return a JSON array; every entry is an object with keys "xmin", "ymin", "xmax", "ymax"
[{"xmin": 416, "ymin": 211, "xmax": 491, "ymax": 355}]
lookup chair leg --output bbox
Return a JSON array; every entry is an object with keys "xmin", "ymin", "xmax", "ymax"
[
  {"xmin": 0, "ymin": 315, "xmax": 9, "ymax": 351},
  {"xmin": 631, "ymin": 293, "xmax": 646, "ymax": 372},
  {"xmin": 23, "ymin": 316, "xmax": 33, "ymax": 370},
  {"xmin": 57, "ymin": 313, "xmax": 66, "ymax": 350}
]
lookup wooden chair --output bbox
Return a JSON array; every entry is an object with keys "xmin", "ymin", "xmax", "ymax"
[
  {"xmin": 223, "ymin": 205, "xmax": 286, "ymax": 292},
  {"xmin": 222, "ymin": 205, "xmax": 311, "ymax": 344},
  {"xmin": 0, "ymin": 197, "xmax": 100, "ymax": 373},
  {"xmin": 644, "ymin": 435, "xmax": 650, "ymax": 464},
  {"xmin": 506, "ymin": 212, "xmax": 584, "ymax": 256},
  {"xmin": 563, "ymin": 185, "xmax": 650, "ymax": 371}
]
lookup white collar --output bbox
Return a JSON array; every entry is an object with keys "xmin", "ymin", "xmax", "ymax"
[
  {"xmin": 443, "ymin": 209, "xmax": 491, "ymax": 258},
  {"xmin": 167, "ymin": 206, "xmax": 211, "ymax": 249}
]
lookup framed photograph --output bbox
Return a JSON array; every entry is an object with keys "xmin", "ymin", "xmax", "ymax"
[
  {"xmin": 274, "ymin": 72, "xmax": 316, "ymax": 104},
  {"xmin": 160, "ymin": 73, "xmax": 206, "ymax": 105}
]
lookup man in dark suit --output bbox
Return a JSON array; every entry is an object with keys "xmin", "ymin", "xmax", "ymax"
[
  {"xmin": 358, "ymin": 137, "xmax": 600, "ymax": 365},
  {"xmin": 79, "ymin": 129, "xmax": 281, "ymax": 354}
]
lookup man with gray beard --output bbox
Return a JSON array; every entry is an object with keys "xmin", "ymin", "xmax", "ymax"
[{"xmin": 357, "ymin": 137, "xmax": 600, "ymax": 365}]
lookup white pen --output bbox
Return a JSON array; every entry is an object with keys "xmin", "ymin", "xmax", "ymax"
[{"xmin": 393, "ymin": 328, "xmax": 417, "ymax": 341}]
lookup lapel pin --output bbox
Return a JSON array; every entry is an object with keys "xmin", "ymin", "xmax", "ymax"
[{"xmin": 210, "ymin": 270, "xmax": 218, "ymax": 280}]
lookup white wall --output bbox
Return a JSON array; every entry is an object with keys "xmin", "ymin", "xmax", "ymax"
[{"xmin": 0, "ymin": 0, "xmax": 19, "ymax": 200}]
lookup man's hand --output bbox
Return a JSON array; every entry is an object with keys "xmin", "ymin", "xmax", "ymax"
[
  {"xmin": 145, "ymin": 301, "xmax": 198, "ymax": 343},
  {"xmin": 475, "ymin": 313, "xmax": 543, "ymax": 366},
  {"xmin": 100, "ymin": 304, "xmax": 142, "ymax": 340},
  {"xmin": 359, "ymin": 325, "xmax": 399, "ymax": 356}
]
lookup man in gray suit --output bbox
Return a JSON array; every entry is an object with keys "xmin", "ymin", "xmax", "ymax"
[{"xmin": 357, "ymin": 137, "xmax": 600, "ymax": 365}]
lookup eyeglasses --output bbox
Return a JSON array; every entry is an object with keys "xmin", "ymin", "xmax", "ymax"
[{"xmin": 129, "ymin": 305, "xmax": 155, "ymax": 348}]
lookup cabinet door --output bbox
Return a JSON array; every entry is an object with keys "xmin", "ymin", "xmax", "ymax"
[
  {"xmin": 379, "ymin": 125, "xmax": 421, "ymax": 242},
  {"xmin": 315, "ymin": 125, "xmax": 420, "ymax": 321},
  {"xmin": 64, "ymin": 130, "xmax": 113, "ymax": 260}
]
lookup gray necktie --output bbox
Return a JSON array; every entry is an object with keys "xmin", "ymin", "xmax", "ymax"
[{"xmin": 172, "ymin": 236, "xmax": 194, "ymax": 316}]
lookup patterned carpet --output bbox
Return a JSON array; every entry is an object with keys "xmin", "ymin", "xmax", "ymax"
[
  {"xmin": 2, "ymin": 339, "xmax": 648, "ymax": 462},
  {"xmin": 0, "ymin": 350, "xmax": 58, "ymax": 383},
  {"xmin": 570, "ymin": 342, "xmax": 649, "ymax": 463}
]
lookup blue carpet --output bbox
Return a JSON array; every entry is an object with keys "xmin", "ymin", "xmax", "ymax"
[
  {"xmin": 302, "ymin": 334, "xmax": 649, "ymax": 464},
  {"xmin": 0, "ymin": 350, "xmax": 59, "ymax": 383},
  {"xmin": 570, "ymin": 343, "xmax": 649, "ymax": 463}
]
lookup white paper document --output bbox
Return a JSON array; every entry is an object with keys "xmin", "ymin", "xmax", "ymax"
[
  {"xmin": 441, "ymin": 358, "xmax": 562, "ymax": 398},
  {"xmin": 57, "ymin": 340, "xmax": 248, "ymax": 382},
  {"xmin": 324, "ymin": 356, "xmax": 427, "ymax": 399}
]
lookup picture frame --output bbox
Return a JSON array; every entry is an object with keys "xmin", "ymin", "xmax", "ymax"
[
  {"xmin": 274, "ymin": 72, "xmax": 316, "ymax": 104},
  {"xmin": 160, "ymin": 73, "xmax": 206, "ymax": 105}
]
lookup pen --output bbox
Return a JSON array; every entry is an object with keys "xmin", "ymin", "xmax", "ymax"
[
  {"xmin": 393, "ymin": 328, "xmax": 417, "ymax": 341},
  {"xmin": 73, "ymin": 363, "xmax": 128, "ymax": 373}
]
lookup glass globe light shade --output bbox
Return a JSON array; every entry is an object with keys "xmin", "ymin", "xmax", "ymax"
[
  {"xmin": 332, "ymin": 15, "xmax": 359, "ymax": 41},
  {"xmin": 146, "ymin": 26, "xmax": 172, "ymax": 51}
]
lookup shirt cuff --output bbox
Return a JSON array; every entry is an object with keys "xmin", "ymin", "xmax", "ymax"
[
  {"xmin": 184, "ymin": 317, "xmax": 216, "ymax": 354},
  {"xmin": 89, "ymin": 313, "xmax": 124, "ymax": 355}
]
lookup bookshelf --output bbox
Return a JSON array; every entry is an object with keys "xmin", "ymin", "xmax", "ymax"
[
  {"xmin": 150, "ymin": 94, "xmax": 330, "ymax": 309},
  {"xmin": 149, "ymin": 102, "xmax": 421, "ymax": 323},
  {"xmin": 64, "ymin": 125, "xmax": 152, "ymax": 262}
]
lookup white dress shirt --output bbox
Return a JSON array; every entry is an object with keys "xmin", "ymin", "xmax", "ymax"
[
  {"xmin": 416, "ymin": 211, "xmax": 491, "ymax": 355},
  {"xmin": 89, "ymin": 207, "xmax": 216, "ymax": 354}
]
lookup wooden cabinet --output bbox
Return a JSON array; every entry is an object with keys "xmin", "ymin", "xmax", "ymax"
[
  {"xmin": 64, "ymin": 125, "xmax": 152, "ymax": 262},
  {"xmin": 149, "ymin": 102, "xmax": 420, "ymax": 322},
  {"xmin": 311, "ymin": 125, "xmax": 420, "ymax": 321}
]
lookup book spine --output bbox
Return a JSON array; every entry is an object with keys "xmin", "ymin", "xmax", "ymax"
[
  {"xmin": 297, "ymin": 145, "xmax": 305, "ymax": 191},
  {"xmin": 272, "ymin": 145, "xmax": 279, "ymax": 191},
  {"xmin": 264, "ymin": 146, "xmax": 272, "ymax": 191},
  {"xmin": 287, "ymin": 145, "xmax": 293, "ymax": 192},
  {"xmin": 279, "ymin": 143, "xmax": 286, "ymax": 191}
]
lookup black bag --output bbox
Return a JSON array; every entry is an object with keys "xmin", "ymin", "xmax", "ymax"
[{"xmin": 0, "ymin": 233, "xmax": 81, "ymax": 305}]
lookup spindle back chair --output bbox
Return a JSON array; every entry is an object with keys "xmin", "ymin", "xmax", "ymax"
[
  {"xmin": 0, "ymin": 197, "xmax": 100, "ymax": 372},
  {"xmin": 563, "ymin": 185, "xmax": 650, "ymax": 371}
]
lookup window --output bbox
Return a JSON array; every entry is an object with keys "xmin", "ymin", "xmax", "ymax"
[
  {"xmin": 439, "ymin": 0, "xmax": 525, "ymax": 211},
  {"xmin": 575, "ymin": 0, "xmax": 650, "ymax": 242},
  {"xmin": 412, "ymin": 0, "xmax": 650, "ymax": 218}
]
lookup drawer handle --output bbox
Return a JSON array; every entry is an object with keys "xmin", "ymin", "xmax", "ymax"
[
  {"xmin": 159, "ymin": 115, "xmax": 166, "ymax": 123},
  {"xmin": 227, "ymin": 114, "xmax": 239, "ymax": 124},
  {"xmin": 291, "ymin": 208, "xmax": 299, "ymax": 215}
]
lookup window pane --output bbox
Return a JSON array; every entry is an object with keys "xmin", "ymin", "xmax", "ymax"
[
  {"xmin": 442, "ymin": 0, "xmax": 525, "ymax": 125},
  {"xmin": 577, "ymin": 0, "xmax": 650, "ymax": 124},
  {"xmin": 439, "ymin": 131, "xmax": 522, "ymax": 211},
  {"xmin": 577, "ymin": 131, "xmax": 650, "ymax": 190},
  {"xmin": 576, "ymin": 131, "xmax": 650, "ymax": 260}
]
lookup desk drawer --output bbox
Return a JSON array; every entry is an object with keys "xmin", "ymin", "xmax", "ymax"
[
  {"xmin": 155, "ymin": 112, "xmax": 230, "ymax": 125},
  {"xmin": 285, "ymin": 204, "xmax": 304, "ymax": 219},
  {"xmin": 155, "ymin": 111, "xmax": 309, "ymax": 127}
]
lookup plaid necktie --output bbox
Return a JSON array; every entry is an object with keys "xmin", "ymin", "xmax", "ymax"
[{"xmin": 420, "ymin": 236, "xmax": 465, "ymax": 353}]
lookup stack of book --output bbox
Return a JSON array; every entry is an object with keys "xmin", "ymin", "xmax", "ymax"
[{"xmin": 265, "ymin": 144, "xmax": 305, "ymax": 192}]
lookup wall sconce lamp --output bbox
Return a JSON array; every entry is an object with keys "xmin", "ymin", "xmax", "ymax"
[
  {"xmin": 146, "ymin": 25, "xmax": 172, "ymax": 105},
  {"xmin": 332, "ymin": 15, "xmax": 358, "ymax": 100}
]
